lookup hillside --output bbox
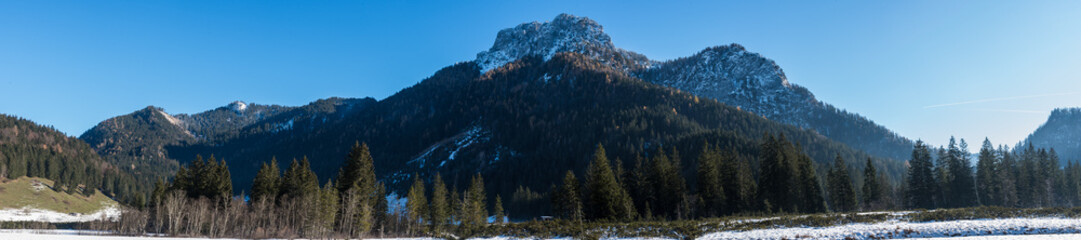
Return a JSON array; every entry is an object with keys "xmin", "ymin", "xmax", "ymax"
[
  {"xmin": 0, "ymin": 114, "xmax": 135, "ymax": 201},
  {"xmin": 0, "ymin": 177, "xmax": 118, "ymax": 219},
  {"xmin": 1021, "ymin": 108, "xmax": 1081, "ymax": 164}
]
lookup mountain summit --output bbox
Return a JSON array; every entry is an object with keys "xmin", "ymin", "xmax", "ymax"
[
  {"xmin": 475, "ymin": 13, "xmax": 651, "ymax": 73},
  {"xmin": 475, "ymin": 13, "xmax": 913, "ymax": 160}
]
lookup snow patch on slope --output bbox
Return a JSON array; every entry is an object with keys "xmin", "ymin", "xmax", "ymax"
[{"xmin": 0, "ymin": 205, "xmax": 121, "ymax": 223}]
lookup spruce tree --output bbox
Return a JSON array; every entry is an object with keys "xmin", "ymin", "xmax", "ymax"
[
  {"xmin": 758, "ymin": 135, "xmax": 794, "ymax": 213},
  {"xmin": 861, "ymin": 158, "xmax": 881, "ymax": 207},
  {"xmin": 976, "ymin": 138, "xmax": 998, "ymax": 206},
  {"xmin": 552, "ymin": 170, "xmax": 583, "ymax": 220},
  {"xmin": 696, "ymin": 143, "xmax": 725, "ymax": 218},
  {"xmin": 251, "ymin": 159, "xmax": 281, "ymax": 204},
  {"xmin": 827, "ymin": 154, "xmax": 856, "ymax": 212},
  {"xmin": 406, "ymin": 174, "xmax": 428, "ymax": 227},
  {"xmin": 493, "ymin": 195, "xmax": 505, "ymax": 224},
  {"xmin": 906, "ymin": 141, "xmax": 935, "ymax": 209},
  {"xmin": 318, "ymin": 180, "xmax": 339, "ymax": 232},
  {"xmin": 720, "ymin": 149, "xmax": 756, "ymax": 214},
  {"xmin": 947, "ymin": 138, "xmax": 977, "ymax": 208},
  {"xmin": 584, "ymin": 144, "xmax": 632, "ymax": 221},
  {"xmin": 429, "ymin": 173, "xmax": 450, "ymax": 232},
  {"xmin": 796, "ymin": 154, "xmax": 827, "ymax": 213}
]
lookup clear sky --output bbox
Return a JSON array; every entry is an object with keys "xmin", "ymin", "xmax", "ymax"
[{"xmin": 2, "ymin": 1, "xmax": 1080, "ymax": 148}]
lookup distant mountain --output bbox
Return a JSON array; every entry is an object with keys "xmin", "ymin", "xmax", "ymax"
[
  {"xmin": 478, "ymin": 14, "xmax": 913, "ymax": 161},
  {"xmin": 162, "ymin": 53, "xmax": 904, "ymax": 203},
  {"xmin": 78, "ymin": 101, "xmax": 296, "ymax": 183},
  {"xmin": 1021, "ymin": 108, "xmax": 1081, "ymax": 164},
  {"xmin": 0, "ymin": 114, "xmax": 135, "ymax": 200}
]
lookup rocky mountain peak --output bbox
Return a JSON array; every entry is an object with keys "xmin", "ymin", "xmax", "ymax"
[
  {"xmin": 475, "ymin": 13, "xmax": 651, "ymax": 73},
  {"xmin": 228, "ymin": 101, "xmax": 248, "ymax": 113}
]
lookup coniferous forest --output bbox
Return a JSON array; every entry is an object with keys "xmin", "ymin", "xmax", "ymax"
[{"xmin": 40, "ymin": 133, "xmax": 1077, "ymax": 239}]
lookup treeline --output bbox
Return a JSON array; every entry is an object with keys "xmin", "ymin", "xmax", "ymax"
[
  {"xmin": 907, "ymin": 137, "xmax": 1081, "ymax": 209},
  {"xmin": 546, "ymin": 134, "xmax": 894, "ymax": 222},
  {"xmin": 107, "ymin": 142, "xmax": 508, "ymax": 239}
]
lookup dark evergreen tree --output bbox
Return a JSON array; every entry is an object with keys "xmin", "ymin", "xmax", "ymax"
[
  {"xmin": 720, "ymin": 149, "xmax": 756, "ymax": 214},
  {"xmin": 493, "ymin": 195, "xmax": 505, "ymax": 224},
  {"xmin": 406, "ymin": 174, "xmax": 427, "ymax": 227},
  {"xmin": 861, "ymin": 158, "xmax": 881, "ymax": 207},
  {"xmin": 796, "ymin": 153, "xmax": 827, "ymax": 213},
  {"xmin": 906, "ymin": 141, "xmax": 935, "ymax": 209},
  {"xmin": 695, "ymin": 143, "xmax": 725, "ymax": 218},
  {"xmin": 251, "ymin": 158, "xmax": 281, "ymax": 204},
  {"xmin": 584, "ymin": 144, "xmax": 633, "ymax": 221},
  {"xmin": 947, "ymin": 138, "xmax": 977, "ymax": 208},
  {"xmin": 827, "ymin": 154, "xmax": 856, "ymax": 212},
  {"xmin": 429, "ymin": 173, "xmax": 450, "ymax": 232},
  {"xmin": 552, "ymin": 170, "xmax": 583, "ymax": 220},
  {"xmin": 976, "ymin": 138, "xmax": 999, "ymax": 206},
  {"xmin": 758, "ymin": 134, "xmax": 794, "ymax": 213}
]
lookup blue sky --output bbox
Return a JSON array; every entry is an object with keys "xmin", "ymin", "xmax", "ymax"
[{"xmin": 2, "ymin": 1, "xmax": 1080, "ymax": 148}]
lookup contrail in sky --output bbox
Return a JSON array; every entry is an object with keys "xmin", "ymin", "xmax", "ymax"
[
  {"xmin": 923, "ymin": 92, "xmax": 1081, "ymax": 109},
  {"xmin": 970, "ymin": 108, "xmax": 1045, "ymax": 114}
]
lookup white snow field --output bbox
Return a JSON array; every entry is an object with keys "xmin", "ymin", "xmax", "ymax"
[
  {"xmin": 0, "ymin": 205, "xmax": 120, "ymax": 223},
  {"xmin": 700, "ymin": 217, "xmax": 1081, "ymax": 239}
]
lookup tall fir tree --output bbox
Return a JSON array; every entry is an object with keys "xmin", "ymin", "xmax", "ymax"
[
  {"xmin": 251, "ymin": 158, "xmax": 281, "ymax": 204},
  {"xmin": 552, "ymin": 170, "xmax": 583, "ymax": 220},
  {"xmin": 976, "ymin": 138, "xmax": 999, "ymax": 206},
  {"xmin": 720, "ymin": 149, "xmax": 756, "ymax": 214},
  {"xmin": 584, "ymin": 144, "xmax": 634, "ymax": 221},
  {"xmin": 906, "ymin": 141, "xmax": 935, "ymax": 209},
  {"xmin": 796, "ymin": 153, "xmax": 827, "ymax": 213},
  {"xmin": 428, "ymin": 173, "xmax": 450, "ymax": 232},
  {"xmin": 827, "ymin": 154, "xmax": 856, "ymax": 212},
  {"xmin": 861, "ymin": 158, "xmax": 881, "ymax": 208},
  {"xmin": 696, "ymin": 143, "xmax": 725, "ymax": 218},
  {"xmin": 493, "ymin": 195, "xmax": 505, "ymax": 224},
  {"xmin": 406, "ymin": 174, "xmax": 428, "ymax": 227}
]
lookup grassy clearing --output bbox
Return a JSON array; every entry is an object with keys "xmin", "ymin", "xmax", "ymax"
[{"xmin": 0, "ymin": 177, "xmax": 116, "ymax": 214}]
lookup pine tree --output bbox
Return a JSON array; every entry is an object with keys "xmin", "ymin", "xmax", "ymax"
[
  {"xmin": 861, "ymin": 158, "xmax": 881, "ymax": 208},
  {"xmin": 947, "ymin": 138, "xmax": 977, "ymax": 208},
  {"xmin": 406, "ymin": 174, "xmax": 428, "ymax": 227},
  {"xmin": 696, "ymin": 143, "xmax": 725, "ymax": 218},
  {"xmin": 552, "ymin": 170, "xmax": 583, "ymax": 220},
  {"xmin": 976, "ymin": 138, "xmax": 999, "ymax": 206},
  {"xmin": 996, "ymin": 145, "xmax": 1018, "ymax": 207},
  {"xmin": 796, "ymin": 153, "xmax": 826, "ymax": 213},
  {"xmin": 493, "ymin": 195, "xmax": 505, "ymax": 224},
  {"xmin": 338, "ymin": 142, "xmax": 377, "ymax": 198},
  {"xmin": 827, "ymin": 154, "xmax": 856, "ymax": 212},
  {"xmin": 907, "ymin": 141, "xmax": 935, "ymax": 209},
  {"xmin": 428, "ymin": 173, "xmax": 450, "ymax": 232},
  {"xmin": 466, "ymin": 174, "xmax": 487, "ymax": 226},
  {"xmin": 584, "ymin": 144, "xmax": 636, "ymax": 221},
  {"xmin": 758, "ymin": 134, "xmax": 795, "ymax": 213},
  {"xmin": 649, "ymin": 148, "xmax": 686, "ymax": 219},
  {"xmin": 336, "ymin": 142, "xmax": 379, "ymax": 237},
  {"xmin": 720, "ymin": 149, "xmax": 756, "ymax": 214},
  {"xmin": 318, "ymin": 180, "xmax": 339, "ymax": 233}
]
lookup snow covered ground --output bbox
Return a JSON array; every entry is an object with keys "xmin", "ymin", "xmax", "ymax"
[
  {"xmin": 0, "ymin": 205, "xmax": 120, "ymax": 222},
  {"xmin": 701, "ymin": 217, "xmax": 1081, "ymax": 239}
]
